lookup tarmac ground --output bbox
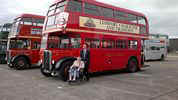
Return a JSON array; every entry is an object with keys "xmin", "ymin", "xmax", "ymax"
[{"xmin": 0, "ymin": 56, "xmax": 178, "ymax": 100}]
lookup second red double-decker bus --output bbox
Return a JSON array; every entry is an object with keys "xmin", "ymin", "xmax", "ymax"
[
  {"xmin": 7, "ymin": 14, "xmax": 45, "ymax": 69},
  {"xmin": 40, "ymin": 0, "xmax": 149, "ymax": 80}
]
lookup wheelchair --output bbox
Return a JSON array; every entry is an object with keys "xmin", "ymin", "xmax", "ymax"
[{"xmin": 68, "ymin": 68, "xmax": 87, "ymax": 85}]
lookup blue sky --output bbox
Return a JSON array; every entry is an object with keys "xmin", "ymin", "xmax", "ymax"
[{"xmin": 0, "ymin": 0, "xmax": 178, "ymax": 38}]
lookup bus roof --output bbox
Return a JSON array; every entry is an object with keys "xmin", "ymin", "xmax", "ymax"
[
  {"xmin": 54, "ymin": 0, "xmax": 146, "ymax": 17},
  {"xmin": 16, "ymin": 13, "xmax": 45, "ymax": 19},
  {"xmin": 87, "ymin": 0, "xmax": 145, "ymax": 17}
]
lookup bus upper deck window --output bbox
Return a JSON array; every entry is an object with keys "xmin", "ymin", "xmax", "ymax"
[
  {"xmin": 138, "ymin": 17, "xmax": 146, "ymax": 25},
  {"xmin": 48, "ymin": 5, "xmax": 56, "ymax": 16},
  {"xmin": 100, "ymin": 7, "xmax": 113, "ymax": 18},
  {"xmin": 84, "ymin": 3, "xmax": 100, "ymax": 16},
  {"xmin": 114, "ymin": 11, "xmax": 127, "ymax": 21},
  {"xmin": 33, "ymin": 19, "xmax": 44, "ymax": 26},
  {"xmin": 127, "ymin": 14, "xmax": 137, "ymax": 23},
  {"xmin": 23, "ymin": 18, "xmax": 32, "ymax": 25},
  {"xmin": 55, "ymin": 1, "xmax": 67, "ymax": 13},
  {"xmin": 67, "ymin": 0, "xmax": 82, "ymax": 12}
]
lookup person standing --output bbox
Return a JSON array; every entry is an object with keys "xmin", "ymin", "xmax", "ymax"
[{"xmin": 80, "ymin": 43, "xmax": 90, "ymax": 81}]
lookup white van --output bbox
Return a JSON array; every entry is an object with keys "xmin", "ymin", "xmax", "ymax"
[{"xmin": 144, "ymin": 40, "xmax": 167, "ymax": 61}]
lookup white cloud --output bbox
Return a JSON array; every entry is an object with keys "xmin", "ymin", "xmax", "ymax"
[
  {"xmin": 0, "ymin": 0, "xmax": 52, "ymax": 24},
  {"xmin": 0, "ymin": 0, "xmax": 178, "ymax": 37}
]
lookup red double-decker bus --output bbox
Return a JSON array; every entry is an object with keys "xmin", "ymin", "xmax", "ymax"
[
  {"xmin": 40, "ymin": 0, "xmax": 149, "ymax": 80},
  {"xmin": 7, "ymin": 14, "xmax": 45, "ymax": 69}
]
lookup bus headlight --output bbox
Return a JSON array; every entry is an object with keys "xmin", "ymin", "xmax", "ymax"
[
  {"xmin": 37, "ymin": 60, "xmax": 42, "ymax": 66},
  {"xmin": 52, "ymin": 60, "xmax": 55, "ymax": 64}
]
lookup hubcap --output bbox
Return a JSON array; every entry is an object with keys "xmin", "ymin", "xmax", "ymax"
[{"xmin": 18, "ymin": 60, "xmax": 25, "ymax": 67}]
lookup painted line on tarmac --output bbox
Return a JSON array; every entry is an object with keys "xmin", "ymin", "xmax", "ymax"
[
  {"xmin": 141, "ymin": 67, "xmax": 150, "ymax": 70},
  {"xmin": 57, "ymin": 86, "xmax": 63, "ymax": 89},
  {"xmin": 133, "ymin": 73, "xmax": 152, "ymax": 77}
]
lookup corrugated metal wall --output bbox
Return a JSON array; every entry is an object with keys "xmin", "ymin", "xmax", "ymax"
[{"xmin": 169, "ymin": 39, "xmax": 178, "ymax": 52}]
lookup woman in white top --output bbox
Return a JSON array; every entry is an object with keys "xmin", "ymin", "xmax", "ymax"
[{"xmin": 69, "ymin": 57, "xmax": 85, "ymax": 81}]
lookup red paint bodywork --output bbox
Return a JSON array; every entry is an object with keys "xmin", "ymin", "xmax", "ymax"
[
  {"xmin": 41, "ymin": 0, "xmax": 149, "ymax": 73},
  {"xmin": 7, "ymin": 14, "xmax": 45, "ymax": 66}
]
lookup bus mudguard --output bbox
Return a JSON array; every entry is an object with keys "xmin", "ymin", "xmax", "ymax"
[
  {"xmin": 11, "ymin": 55, "xmax": 31, "ymax": 65},
  {"xmin": 55, "ymin": 57, "xmax": 76, "ymax": 70}
]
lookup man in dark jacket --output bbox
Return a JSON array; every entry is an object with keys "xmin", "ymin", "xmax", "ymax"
[{"xmin": 80, "ymin": 44, "xmax": 90, "ymax": 81}]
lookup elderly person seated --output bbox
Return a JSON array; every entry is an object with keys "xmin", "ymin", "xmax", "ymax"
[{"xmin": 68, "ymin": 57, "xmax": 84, "ymax": 81}]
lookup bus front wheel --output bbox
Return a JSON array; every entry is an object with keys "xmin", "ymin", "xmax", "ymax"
[
  {"xmin": 14, "ymin": 57, "xmax": 29, "ymax": 70},
  {"xmin": 127, "ymin": 58, "xmax": 138, "ymax": 73},
  {"xmin": 60, "ymin": 61, "xmax": 72, "ymax": 81}
]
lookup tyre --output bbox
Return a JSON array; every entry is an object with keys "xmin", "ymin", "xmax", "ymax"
[
  {"xmin": 81, "ymin": 75, "xmax": 87, "ymax": 82},
  {"xmin": 144, "ymin": 56, "xmax": 147, "ymax": 62},
  {"xmin": 14, "ymin": 57, "xmax": 30, "ymax": 70},
  {"xmin": 40, "ymin": 65, "xmax": 52, "ymax": 77},
  {"xmin": 127, "ymin": 58, "xmax": 138, "ymax": 73},
  {"xmin": 160, "ymin": 55, "xmax": 165, "ymax": 61},
  {"xmin": 59, "ymin": 61, "xmax": 73, "ymax": 81},
  {"xmin": 141, "ymin": 55, "xmax": 144, "ymax": 65}
]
